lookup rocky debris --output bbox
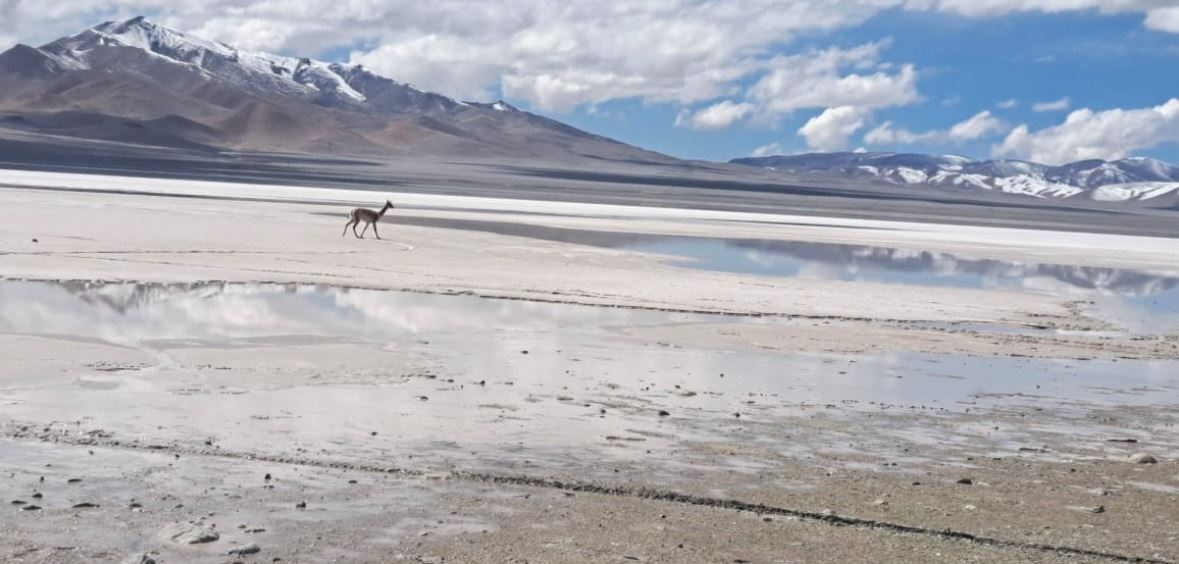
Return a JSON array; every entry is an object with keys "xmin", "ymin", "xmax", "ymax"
[
  {"xmin": 956, "ymin": 478, "xmax": 974, "ymax": 485},
  {"xmin": 1085, "ymin": 505, "xmax": 1105, "ymax": 514},
  {"xmin": 1107, "ymin": 438, "xmax": 1138, "ymax": 443},
  {"xmin": 72, "ymin": 502, "xmax": 100, "ymax": 508},
  {"xmin": 657, "ymin": 410, "xmax": 671, "ymax": 417},
  {"xmin": 11, "ymin": 500, "xmax": 27, "ymax": 505},
  {"xmin": 171, "ymin": 524, "xmax": 220, "ymax": 544},
  {"xmin": 20, "ymin": 504, "xmax": 42, "ymax": 511},
  {"xmin": 295, "ymin": 501, "xmax": 307, "ymax": 509},
  {"xmin": 1128, "ymin": 453, "xmax": 1158, "ymax": 464},
  {"xmin": 227, "ymin": 543, "xmax": 261, "ymax": 556}
]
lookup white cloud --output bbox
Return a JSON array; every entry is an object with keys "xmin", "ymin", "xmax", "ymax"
[
  {"xmin": 947, "ymin": 110, "xmax": 1004, "ymax": 141},
  {"xmin": 997, "ymin": 98, "xmax": 1018, "ymax": 109},
  {"xmin": 993, "ymin": 98, "xmax": 1179, "ymax": 164},
  {"xmin": 863, "ymin": 121, "xmax": 937, "ymax": 145},
  {"xmin": 1145, "ymin": 7, "xmax": 1179, "ymax": 32},
  {"xmin": 675, "ymin": 101, "xmax": 755, "ymax": 130},
  {"xmin": 750, "ymin": 142, "xmax": 784, "ymax": 157},
  {"xmin": 1032, "ymin": 97, "xmax": 1071, "ymax": 112},
  {"xmin": 864, "ymin": 110, "xmax": 1006, "ymax": 146},
  {"xmin": 352, "ymin": 35, "xmax": 509, "ymax": 102},
  {"xmin": 919, "ymin": 0, "xmax": 1178, "ymax": 21},
  {"xmin": 675, "ymin": 41, "xmax": 920, "ymax": 131},
  {"xmin": 748, "ymin": 43, "xmax": 920, "ymax": 116},
  {"xmin": 798, "ymin": 106, "xmax": 870, "ymax": 151}
]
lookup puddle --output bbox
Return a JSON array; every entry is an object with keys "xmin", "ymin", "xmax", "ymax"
[
  {"xmin": 1, "ymin": 280, "xmax": 1176, "ymax": 410},
  {"xmin": 393, "ymin": 216, "xmax": 1179, "ymax": 332}
]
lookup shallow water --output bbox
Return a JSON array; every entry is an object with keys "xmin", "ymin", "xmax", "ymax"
[
  {"xmin": 392, "ymin": 216, "xmax": 1179, "ymax": 331},
  {"xmin": 1, "ymin": 280, "xmax": 1176, "ymax": 409}
]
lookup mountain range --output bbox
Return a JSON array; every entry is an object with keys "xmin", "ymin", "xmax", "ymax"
[
  {"xmin": 0, "ymin": 17, "xmax": 1177, "ymax": 206},
  {"xmin": 730, "ymin": 152, "xmax": 1179, "ymax": 202},
  {"xmin": 0, "ymin": 16, "xmax": 669, "ymax": 162}
]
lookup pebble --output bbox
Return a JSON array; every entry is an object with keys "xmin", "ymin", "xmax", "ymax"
[
  {"xmin": 227, "ymin": 543, "xmax": 261, "ymax": 556},
  {"xmin": 20, "ymin": 504, "xmax": 42, "ymax": 511},
  {"xmin": 956, "ymin": 478, "xmax": 974, "ymax": 485},
  {"xmin": 1128, "ymin": 453, "xmax": 1158, "ymax": 464},
  {"xmin": 171, "ymin": 525, "xmax": 220, "ymax": 544},
  {"xmin": 295, "ymin": 501, "xmax": 307, "ymax": 509},
  {"xmin": 657, "ymin": 410, "xmax": 671, "ymax": 417},
  {"xmin": 72, "ymin": 502, "xmax": 100, "ymax": 508}
]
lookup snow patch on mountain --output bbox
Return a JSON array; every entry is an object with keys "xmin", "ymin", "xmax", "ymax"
[
  {"xmin": 1092, "ymin": 182, "xmax": 1179, "ymax": 202},
  {"xmin": 731, "ymin": 152, "xmax": 1179, "ymax": 202},
  {"xmin": 42, "ymin": 16, "xmax": 374, "ymax": 105}
]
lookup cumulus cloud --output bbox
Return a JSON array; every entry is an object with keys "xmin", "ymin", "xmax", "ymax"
[
  {"xmin": 1145, "ymin": 6, "xmax": 1179, "ymax": 32},
  {"xmin": 1032, "ymin": 97, "xmax": 1071, "ymax": 112},
  {"xmin": 749, "ymin": 44, "xmax": 920, "ymax": 116},
  {"xmin": 798, "ymin": 106, "xmax": 870, "ymax": 151},
  {"xmin": 675, "ymin": 101, "xmax": 755, "ymax": 130},
  {"xmin": 863, "ymin": 121, "xmax": 937, "ymax": 145},
  {"xmin": 864, "ymin": 110, "xmax": 1006, "ymax": 146},
  {"xmin": 993, "ymin": 98, "xmax": 1179, "ymax": 164},
  {"xmin": 673, "ymin": 41, "xmax": 919, "ymax": 135},
  {"xmin": 750, "ymin": 142, "xmax": 785, "ymax": 157},
  {"xmin": 947, "ymin": 111, "xmax": 1005, "ymax": 141}
]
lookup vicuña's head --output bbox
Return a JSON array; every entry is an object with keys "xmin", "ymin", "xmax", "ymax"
[{"xmin": 385, "ymin": 199, "xmax": 394, "ymax": 208}]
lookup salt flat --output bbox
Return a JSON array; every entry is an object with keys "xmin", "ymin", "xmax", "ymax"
[{"xmin": 2, "ymin": 168, "xmax": 1178, "ymax": 563}]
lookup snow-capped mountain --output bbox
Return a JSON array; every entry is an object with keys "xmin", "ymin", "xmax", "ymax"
[
  {"xmin": 0, "ymin": 17, "xmax": 670, "ymax": 161},
  {"xmin": 731, "ymin": 152, "xmax": 1179, "ymax": 202}
]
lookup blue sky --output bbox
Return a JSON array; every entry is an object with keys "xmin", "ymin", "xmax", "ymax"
[
  {"xmin": 3, "ymin": 1, "xmax": 1178, "ymax": 165},
  {"xmin": 551, "ymin": 9, "xmax": 1179, "ymax": 163}
]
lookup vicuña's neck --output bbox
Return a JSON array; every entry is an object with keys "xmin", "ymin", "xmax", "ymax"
[{"xmin": 379, "ymin": 204, "xmax": 390, "ymax": 215}]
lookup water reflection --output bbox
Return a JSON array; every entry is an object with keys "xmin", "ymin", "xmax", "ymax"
[
  {"xmin": 0, "ymin": 280, "xmax": 692, "ymax": 344},
  {"xmin": 1, "ymin": 280, "xmax": 1177, "ymax": 410},
  {"xmin": 390, "ymin": 216, "xmax": 1179, "ymax": 331},
  {"xmin": 394, "ymin": 216, "xmax": 1179, "ymax": 296}
]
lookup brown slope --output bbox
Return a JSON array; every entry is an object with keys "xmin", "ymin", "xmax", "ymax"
[{"xmin": 0, "ymin": 111, "xmax": 223, "ymax": 150}]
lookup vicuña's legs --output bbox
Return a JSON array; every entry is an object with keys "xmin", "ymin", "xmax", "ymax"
[
  {"xmin": 342, "ymin": 219, "xmax": 355, "ymax": 237},
  {"xmin": 372, "ymin": 222, "xmax": 381, "ymax": 240},
  {"xmin": 359, "ymin": 222, "xmax": 370, "ymax": 238},
  {"xmin": 353, "ymin": 222, "xmax": 362, "ymax": 238}
]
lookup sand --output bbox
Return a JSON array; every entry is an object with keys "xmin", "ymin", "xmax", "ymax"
[{"xmin": 1, "ymin": 169, "xmax": 1177, "ymax": 563}]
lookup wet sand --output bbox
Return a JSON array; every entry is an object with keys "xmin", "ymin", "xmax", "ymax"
[{"xmin": 1, "ymin": 171, "xmax": 1178, "ymax": 563}]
